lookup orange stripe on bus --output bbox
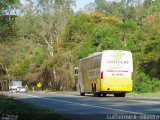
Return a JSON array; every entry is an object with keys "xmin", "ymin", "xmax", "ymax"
[{"xmin": 107, "ymin": 70, "xmax": 128, "ymax": 72}]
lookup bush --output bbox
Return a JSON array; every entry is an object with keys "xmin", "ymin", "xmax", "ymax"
[{"xmin": 133, "ymin": 72, "xmax": 160, "ymax": 93}]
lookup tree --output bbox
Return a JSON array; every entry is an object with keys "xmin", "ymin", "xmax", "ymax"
[
  {"xmin": 63, "ymin": 12, "xmax": 123, "ymax": 58},
  {"xmin": 0, "ymin": 0, "xmax": 20, "ymax": 42},
  {"xmin": 20, "ymin": 0, "xmax": 75, "ymax": 56},
  {"xmin": 140, "ymin": 13, "xmax": 160, "ymax": 79},
  {"xmin": 83, "ymin": 2, "xmax": 95, "ymax": 14},
  {"xmin": 94, "ymin": 0, "xmax": 107, "ymax": 15}
]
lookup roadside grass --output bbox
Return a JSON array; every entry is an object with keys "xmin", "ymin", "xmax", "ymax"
[
  {"xmin": 0, "ymin": 94, "xmax": 68, "ymax": 120},
  {"xmin": 127, "ymin": 91, "xmax": 160, "ymax": 98}
]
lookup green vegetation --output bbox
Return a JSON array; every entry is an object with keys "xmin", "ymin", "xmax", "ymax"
[
  {"xmin": 127, "ymin": 91, "xmax": 160, "ymax": 98},
  {"xmin": 0, "ymin": 0, "xmax": 160, "ymax": 93},
  {"xmin": 0, "ymin": 94, "xmax": 68, "ymax": 120}
]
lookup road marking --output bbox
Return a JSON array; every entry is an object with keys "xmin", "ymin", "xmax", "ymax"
[
  {"xmin": 32, "ymin": 93, "xmax": 160, "ymax": 104},
  {"xmin": 21, "ymin": 94, "xmax": 144, "ymax": 115},
  {"xmin": 127, "ymin": 96, "xmax": 160, "ymax": 100},
  {"xmin": 9, "ymin": 93, "xmax": 160, "ymax": 105},
  {"xmin": 125, "ymin": 99, "xmax": 160, "ymax": 104},
  {"xmin": 54, "ymin": 94, "xmax": 160, "ymax": 104}
]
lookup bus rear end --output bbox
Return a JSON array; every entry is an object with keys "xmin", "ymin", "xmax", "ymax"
[{"xmin": 100, "ymin": 50, "xmax": 133, "ymax": 97}]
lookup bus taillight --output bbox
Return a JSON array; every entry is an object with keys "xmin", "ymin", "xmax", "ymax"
[{"xmin": 100, "ymin": 71, "xmax": 103, "ymax": 79}]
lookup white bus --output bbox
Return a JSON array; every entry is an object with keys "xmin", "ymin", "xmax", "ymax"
[{"xmin": 78, "ymin": 50, "xmax": 133, "ymax": 97}]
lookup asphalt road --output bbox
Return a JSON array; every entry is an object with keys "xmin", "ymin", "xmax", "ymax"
[{"xmin": 3, "ymin": 91, "xmax": 160, "ymax": 120}]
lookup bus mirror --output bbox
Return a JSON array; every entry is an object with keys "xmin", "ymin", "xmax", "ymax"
[{"xmin": 74, "ymin": 67, "xmax": 79, "ymax": 76}]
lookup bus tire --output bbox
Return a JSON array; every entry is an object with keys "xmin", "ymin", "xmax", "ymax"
[
  {"xmin": 102, "ymin": 93, "xmax": 106, "ymax": 97},
  {"xmin": 92, "ymin": 84, "xmax": 97, "ymax": 97},
  {"xmin": 79, "ymin": 85, "xmax": 85, "ymax": 96},
  {"xmin": 114, "ymin": 93, "xmax": 126, "ymax": 97},
  {"xmin": 114, "ymin": 94, "xmax": 119, "ymax": 97},
  {"xmin": 80, "ymin": 92, "xmax": 85, "ymax": 96},
  {"xmin": 120, "ymin": 93, "xmax": 126, "ymax": 97},
  {"xmin": 97, "ymin": 92, "xmax": 101, "ymax": 97}
]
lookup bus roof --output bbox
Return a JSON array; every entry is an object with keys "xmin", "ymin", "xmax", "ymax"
[
  {"xmin": 80, "ymin": 52, "xmax": 102, "ymax": 61},
  {"xmin": 79, "ymin": 50, "xmax": 131, "ymax": 61}
]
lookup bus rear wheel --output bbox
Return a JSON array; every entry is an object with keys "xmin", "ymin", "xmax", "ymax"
[
  {"xmin": 92, "ymin": 84, "xmax": 97, "ymax": 97},
  {"xmin": 97, "ymin": 93, "xmax": 101, "ymax": 97},
  {"xmin": 120, "ymin": 93, "xmax": 126, "ymax": 97},
  {"xmin": 114, "ymin": 93, "xmax": 126, "ymax": 97},
  {"xmin": 102, "ymin": 93, "xmax": 107, "ymax": 97},
  {"xmin": 80, "ymin": 92, "xmax": 85, "ymax": 96},
  {"xmin": 79, "ymin": 85, "xmax": 85, "ymax": 96}
]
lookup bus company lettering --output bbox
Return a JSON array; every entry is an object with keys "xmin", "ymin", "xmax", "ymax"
[{"xmin": 107, "ymin": 60, "xmax": 129, "ymax": 64}]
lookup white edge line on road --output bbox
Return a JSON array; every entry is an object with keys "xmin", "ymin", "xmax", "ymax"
[
  {"xmin": 53, "ymin": 93, "xmax": 160, "ymax": 104},
  {"xmin": 22, "ymin": 94, "xmax": 144, "ymax": 115},
  {"xmin": 127, "ymin": 96, "xmax": 160, "ymax": 100},
  {"xmin": 25, "ymin": 93, "xmax": 160, "ymax": 104},
  {"xmin": 125, "ymin": 99, "xmax": 160, "ymax": 104},
  {"xmin": 52, "ymin": 94, "xmax": 160, "ymax": 104}
]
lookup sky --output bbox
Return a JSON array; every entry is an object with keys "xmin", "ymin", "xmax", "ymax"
[
  {"xmin": 20, "ymin": 0, "xmax": 118, "ymax": 12},
  {"xmin": 74, "ymin": 0, "xmax": 119, "ymax": 11},
  {"xmin": 74, "ymin": 0, "xmax": 95, "ymax": 11}
]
